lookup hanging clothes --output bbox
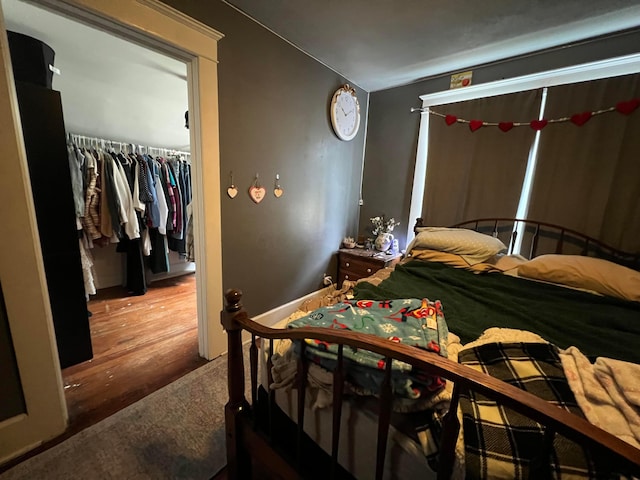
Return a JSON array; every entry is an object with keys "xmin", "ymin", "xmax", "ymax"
[
  {"xmin": 69, "ymin": 135, "xmax": 192, "ymax": 297},
  {"xmin": 67, "ymin": 145, "xmax": 85, "ymax": 221},
  {"xmin": 141, "ymin": 154, "xmax": 161, "ymax": 229},
  {"xmin": 82, "ymin": 149, "xmax": 102, "ymax": 240}
]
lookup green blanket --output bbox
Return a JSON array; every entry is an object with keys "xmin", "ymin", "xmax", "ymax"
[{"xmin": 354, "ymin": 260, "xmax": 640, "ymax": 364}]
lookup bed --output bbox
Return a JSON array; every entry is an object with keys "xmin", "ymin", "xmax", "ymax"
[{"xmin": 221, "ymin": 218, "xmax": 640, "ymax": 479}]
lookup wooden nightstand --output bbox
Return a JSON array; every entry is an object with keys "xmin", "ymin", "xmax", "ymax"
[{"xmin": 337, "ymin": 248, "xmax": 402, "ymax": 286}]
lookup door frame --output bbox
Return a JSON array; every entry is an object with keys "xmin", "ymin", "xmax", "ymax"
[{"xmin": 0, "ymin": 0, "xmax": 224, "ymax": 463}]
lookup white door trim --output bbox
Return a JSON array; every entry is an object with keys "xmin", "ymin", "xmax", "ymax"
[
  {"xmin": 0, "ymin": 0, "xmax": 224, "ymax": 463},
  {"xmin": 0, "ymin": 2, "xmax": 67, "ymax": 462}
]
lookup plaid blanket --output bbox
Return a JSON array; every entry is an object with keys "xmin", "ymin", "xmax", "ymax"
[{"xmin": 458, "ymin": 342, "xmax": 619, "ymax": 480}]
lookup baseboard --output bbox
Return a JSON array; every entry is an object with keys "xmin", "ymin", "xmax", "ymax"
[
  {"xmin": 229, "ymin": 286, "xmax": 335, "ymax": 351},
  {"xmin": 252, "ymin": 285, "xmax": 334, "ymax": 328},
  {"xmin": 147, "ymin": 263, "xmax": 196, "ymax": 283}
]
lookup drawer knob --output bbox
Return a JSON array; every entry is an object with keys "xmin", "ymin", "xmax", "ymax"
[
  {"xmin": 345, "ymin": 262, "xmax": 350, "ymax": 267},
  {"xmin": 367, "ymin": 268, "xmax": 372, "ymax": 273},
  {"xmin": 345, "ymin": 275, "xmax": 349, "ymax": 279}
]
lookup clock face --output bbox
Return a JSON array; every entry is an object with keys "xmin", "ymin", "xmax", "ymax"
[{"xmin": 330, "ymin": 86, "xmax": 361, "ymax": 141}]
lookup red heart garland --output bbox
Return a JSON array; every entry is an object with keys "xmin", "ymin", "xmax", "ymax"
[
  {"xmin": 444, "ymin": 114, "xmax": 457, "ymax": 125},
  {"xmin": 530, "ymin": 119, "xmax": 548, "ymax": 131},
  {"xmin": 570, "ymin": 111, "xmax": 592, "ymax": 126},
  {"xmin": 469, "ymin": 120, "xmax": 483, "ymax": 132},
  {"xmin": 615, "ymin": 98, "xmax": 640, "ymax": 115},
  {"xmin": 498, "ymin": 122, "xmax": 514, "ymax": 132}
]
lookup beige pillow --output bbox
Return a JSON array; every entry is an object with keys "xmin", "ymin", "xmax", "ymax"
[
  {"xmin": 407, "ymin": 227, "xmax": 507, "ymax": 265},
  {"xmin": 487, "ymin": 253, "xmax": 529, "ymax": 273},
  {"xmin": 517, "ymin": 254, "xmax": 640, "ymax": 302}
]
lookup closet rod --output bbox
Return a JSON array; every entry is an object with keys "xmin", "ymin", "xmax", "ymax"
[{"xmin": 67, "ymin": 132, "xmax": 191, "ymax": 158}]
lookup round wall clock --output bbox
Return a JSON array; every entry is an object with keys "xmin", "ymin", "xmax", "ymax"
[{"xmin": 330, "ymin": 84, "xmax": 361, "ymax": 141}]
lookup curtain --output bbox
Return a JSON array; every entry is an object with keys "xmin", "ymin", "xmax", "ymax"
[
  {"xmin": 527, "ymin": 74, "xmax": 640, "ymax": 252},
  {"xmin": 422, "ymin": 89, "xmax": 541, "ymax": 226}
]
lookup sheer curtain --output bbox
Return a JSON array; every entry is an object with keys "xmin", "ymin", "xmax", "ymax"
[
  {"xmin": 527, "ymin": 73, "xmax": 640, "ymax": 251},
  {"xmin": 421, "ymin": 89, "xmax": 541, "ymax": 226}
]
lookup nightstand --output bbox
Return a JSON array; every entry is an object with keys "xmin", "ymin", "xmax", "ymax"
[{"xmin": 337, "ymin": 248, "xmax": 402, "ymax": 286}]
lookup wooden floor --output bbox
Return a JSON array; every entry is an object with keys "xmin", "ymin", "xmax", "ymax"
[{"xmin": 1, "ymin": 273, "xmax": 209, "ymax": 473}]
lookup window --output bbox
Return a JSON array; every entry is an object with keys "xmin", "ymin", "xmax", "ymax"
[{"xmin": 408, "ymin": 54, "xmax": 640, "ymax": 253}]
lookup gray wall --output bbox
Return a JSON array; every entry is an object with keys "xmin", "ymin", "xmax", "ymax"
[
  {"xmin": 161, "ymin": 1, "xmax": 367, "ymax": 315},
  {"xmin": 361, "ymin": 29, "xmax": 640, "ymax": 250}
]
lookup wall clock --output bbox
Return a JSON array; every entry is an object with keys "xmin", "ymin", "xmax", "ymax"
[{"xmin": 330, "ymin": 84, "xmax": 361, "ymax": 141}]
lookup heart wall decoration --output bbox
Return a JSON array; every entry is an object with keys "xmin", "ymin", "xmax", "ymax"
[
  {"xmin": 273, "ymin": 173, "xmax": 284, "ymax": 198},
  {"xmin": 249, "ymin": 185, "xmax": 266, "ymax": 203},
  {"xmin": 249, "ymin": 174, "xmax": 266, "ymax": 204},
  {"xmin": 227, "ymin": 172, "xmax": 238, "ymax": 198}
]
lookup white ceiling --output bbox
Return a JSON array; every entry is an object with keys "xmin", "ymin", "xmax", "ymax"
[
  {"xmin": 2, "ymin": 0, "xmax": 190, "ymax": 150},
  {"xmin": 225, "ymin": 0, "xmax": 640, "ymax": 92}
]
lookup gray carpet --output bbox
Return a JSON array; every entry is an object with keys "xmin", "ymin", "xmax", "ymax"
[{"xmin": 1, "ymin": 353, "xmax": 233, "ymax": 480}]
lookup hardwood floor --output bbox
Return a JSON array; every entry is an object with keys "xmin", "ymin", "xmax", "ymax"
[
  {"xmin": 64, "ymin": 272, "xmax": 207, "ymax": 430},
  {"xmin": 0, "ymin": 273, "xmax": 209, "ymax": 473}
]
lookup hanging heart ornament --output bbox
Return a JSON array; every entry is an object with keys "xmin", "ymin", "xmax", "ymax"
[
  {"xmin": 227, "ymin": 172, "xmax": 238, "ymax": 199},
  {"xmin": 444, "ymin": 114, "xmax": 457, "ymax": 126},
  {"xmin": 273, "ymin": 173, "xmax": 283, "ymax": 198},
  {"xmin": 469, "ymin": 120, "xmax": 483, "ymax": 132},
  {"xmin": 498, "ymin": 122, "xmax": 514, "ymax": 132},
  {"xmin": 249, "ymin": 185, "xmax": 266, "ymax": 203}
]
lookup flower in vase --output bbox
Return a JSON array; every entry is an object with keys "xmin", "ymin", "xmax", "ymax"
[{"xmin": 370, "ymin": 216, "xmax": 399, "ymax": 236}]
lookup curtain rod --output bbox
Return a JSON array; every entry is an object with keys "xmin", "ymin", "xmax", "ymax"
[{"xmin": 68, "ymin": 132, "xmax": 191, "ymax": 157}]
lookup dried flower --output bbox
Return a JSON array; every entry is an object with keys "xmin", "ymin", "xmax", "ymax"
[{"xmin": 370, "ymin": 215, "xmax": 399, "ymax": 236}]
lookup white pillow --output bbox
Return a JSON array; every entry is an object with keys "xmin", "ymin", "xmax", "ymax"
[{"xmin": 407, "ymin": 227, "xmax": 507, "ymax": 265}]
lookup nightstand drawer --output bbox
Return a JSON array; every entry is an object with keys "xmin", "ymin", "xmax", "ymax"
[
  {"xmin": 340, "ymin": 255, "xmax": 381, "ymax": 277},
  {"xmin": 337, "ymin": 249, "xmax": 402, "ymax": 286}
]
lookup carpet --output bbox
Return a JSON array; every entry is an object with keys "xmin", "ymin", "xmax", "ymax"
[{"xmin": 1, "ymin": 352, "xmax": 236, "ymax": 480}]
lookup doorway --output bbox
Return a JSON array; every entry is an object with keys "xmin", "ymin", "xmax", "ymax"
[
  {"xmin": 0, "ymin": 0, "xmax": 223, "ymax": 464},
  {"xmin": 4, "ymin": 0, "xmax": 205, "ymax": 427}
]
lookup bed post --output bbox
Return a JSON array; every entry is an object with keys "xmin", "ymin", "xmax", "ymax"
[{"xmin": 221, "ymin": 289, "xmax": 251, "ymax": 479}]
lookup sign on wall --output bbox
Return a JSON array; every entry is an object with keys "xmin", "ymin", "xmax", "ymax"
[{"xmin": 450, "ymin": 71, "xmax": 473, "ymax": 89}]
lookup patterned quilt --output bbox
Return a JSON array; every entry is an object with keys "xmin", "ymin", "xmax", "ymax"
[
  {"xmin": 286, "ymin": 298, "xmax": 448, "ymax": 400},
  {"xmin": 458, "ymin": 342, "xmax": 619, "ymax": 479}
]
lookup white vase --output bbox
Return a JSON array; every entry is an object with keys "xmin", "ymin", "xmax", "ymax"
[{"xmin": 375, "ymin": 233, "xmax": 394, "ymax": 252}]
